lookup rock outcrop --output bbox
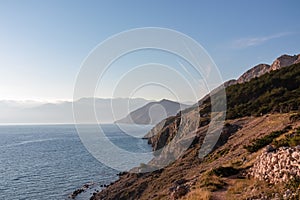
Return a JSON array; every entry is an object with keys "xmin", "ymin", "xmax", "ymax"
[
  {"xmin": 237, "ymin": 54, "xmax": 300, "ymax": 84},
  {"xmin": 237, "ymin": 64, "xmax": 271, "ymax": 84},
  {"xmin": 271, "ymin": 54, "xmax": 300, "ymax": 71},
  {"xmin": 248, "ymin": 146, "xmax": 300, "ymax": 184}
]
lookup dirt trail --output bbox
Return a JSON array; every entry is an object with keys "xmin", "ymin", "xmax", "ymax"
[{"xmin": 211, "ymin": 177, "xmax": 237, "ymax": 200}]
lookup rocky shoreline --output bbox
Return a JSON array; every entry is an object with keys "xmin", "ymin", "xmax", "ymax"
[{"xmin": 68, "ymin": 182, "xmax": 110, "ymax": 200}]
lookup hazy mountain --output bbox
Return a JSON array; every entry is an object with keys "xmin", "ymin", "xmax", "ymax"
[
  {"xmin": 115, "ymin": 99, "xmax": 190, "ymax": 125},
  {"xmin": 72, "ymin": 98, "xmax": 154, "ymax": 124},
  {"xmin": 0, "ymin": 98, "xmax": 152, "ymax": 124}
]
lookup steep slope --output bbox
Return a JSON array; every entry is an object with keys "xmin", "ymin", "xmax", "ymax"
[
  {"xmin": 92, "ymin": 113, "xmax": 300, "ymax": 200},
  {"xmin": 186, "ymin": 53, "xmax": 299, "ymax": 110},
  {"xmin": 91, "ymin": 57, "xmax": 300, "ymax": 200},
  {"xmin": 115, "ymin": 99, "xmax": 190, "ymax": 125},
  {"xmin": 144, "ymin": 62, "xmax": 300, "ymax": 153}
]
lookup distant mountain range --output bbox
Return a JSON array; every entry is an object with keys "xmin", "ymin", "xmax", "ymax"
[
  {"xmin": 0, "ymin": 98, "xmax": 153, "ymax": 124},
  {"xmin": 115, "ymin": 99, "xmax": 190, "ymax": 125},
  {"xmin": 2, "ymin": 54, "xmax": 298, "ymax": 125},
  {"xmin": 0, "ymin": 98, "xmax": 191, "ymax": 124}
]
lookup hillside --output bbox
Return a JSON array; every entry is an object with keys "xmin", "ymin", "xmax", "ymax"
[
  {"xmin": 182, "ymin": 54, "xmax": 300, "ymax": 116},
  {"xmin": 143, "ymin": 60, "xmax": 300, "ymax": 154},
  {"xmin": 90, "ymin": 57, "xmax": 300, "ymax": 200},
  {"xmin": 92, "ymin": 114, "xmax": 300, "ymax": 200},
  {"xmin": 115, "ymin": 99, "xmax": 189, "ymax": 125}
]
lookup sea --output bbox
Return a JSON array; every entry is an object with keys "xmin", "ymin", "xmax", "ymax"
[{"xmin": 0, "ymin": 124, "xmax": 153, "ymax": 200}]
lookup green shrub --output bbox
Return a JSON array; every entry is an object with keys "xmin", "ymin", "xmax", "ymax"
[
  {"xmin": 273, "ymin": 127, "xmax": 300, "ymax": 148},
  {"xmin": 225, "ymin": 63, "xmax": 300, "ymax": 119},
  {"xmin": 289, "ymin": 113, "xmax": 300, "ymax": 122},
  {"xmin": 244, "ymin": 127, "xmax": 291, "ymax": 153}
]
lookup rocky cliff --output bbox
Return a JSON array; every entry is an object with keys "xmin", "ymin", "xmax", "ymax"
[
  {"xmin": 270, "ymin": 54, "xmax": 300, "ymax": 71},
  {"xmin": 237, "ymin": 54, "xmax": 300, "ymax": 84}
]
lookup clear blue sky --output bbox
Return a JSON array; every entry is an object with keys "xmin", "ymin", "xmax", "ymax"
[{"xmin": 0, "ymin": 0, "xmax": 299, "ymax": 101}]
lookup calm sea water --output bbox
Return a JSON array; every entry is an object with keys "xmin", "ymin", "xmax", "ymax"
[{"xmin": 0, "ymin": 124, "xmax": 152, "ymax": 200}]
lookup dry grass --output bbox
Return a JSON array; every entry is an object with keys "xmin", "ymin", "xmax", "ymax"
[
  {"xmin": 181, "ymin": 188, "xmax": 211, "ymax": 200},
  {"xmin": 181, "ymin": 114, "xmax": 294, "ymax": 200},
  {"xmin": 227, "ymin": 179, "xmax": 255, "ymax": 196},
  {"xmin": 199, "ymin": 173, "xmax": 227, "ymax": 192},
  {"xmin": 226, "ymin": 178, "xmax": 282, "ymax": 200}
]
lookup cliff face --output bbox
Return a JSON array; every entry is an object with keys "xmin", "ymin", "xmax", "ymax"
[{"xmin": 145, "ymin": 115, "xmax": 180, "ymax": 151}]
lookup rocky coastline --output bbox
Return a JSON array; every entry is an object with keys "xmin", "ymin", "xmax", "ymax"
[
  {"xmin": 81, "ymin": 55, "xmax": 300, "ymax": 199},
  {"xmin": 89, "ymin": 113, "xmax": 299, "ymax": 200}
]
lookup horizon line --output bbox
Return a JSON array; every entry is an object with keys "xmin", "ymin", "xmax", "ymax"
[{"xmin": 0, "ymin": 97, "xmax": 197, "ymax": 103}]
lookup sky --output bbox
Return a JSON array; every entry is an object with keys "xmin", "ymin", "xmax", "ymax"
[{"xmin": 0, "ymin": 0, "xmax": 300, "ymax": 102}]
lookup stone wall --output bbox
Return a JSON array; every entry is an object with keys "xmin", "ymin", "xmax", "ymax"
[{"xmin": 248, "ymin": 146, "xmax": 300, "ymax": 184}]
